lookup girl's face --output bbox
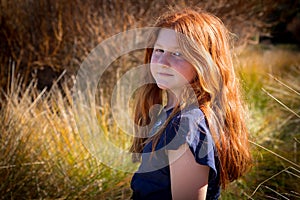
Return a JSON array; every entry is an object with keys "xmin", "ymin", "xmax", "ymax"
[{"xmin": 150, "ymin": 29, "xmax": 196, "ymax": 94}]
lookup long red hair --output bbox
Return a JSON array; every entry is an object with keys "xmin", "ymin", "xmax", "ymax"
[{"xmin": 130, "ymin": 7, "xmax": 252, "ymax": 188}]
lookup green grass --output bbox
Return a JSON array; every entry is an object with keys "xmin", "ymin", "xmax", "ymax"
[
  {"xmin": 1, "ymin": 45, "xmax": 300, "ymax": 199},
  {"xmin": 221, "ymin": 45, "xmax": 300, "ymax": 199}
]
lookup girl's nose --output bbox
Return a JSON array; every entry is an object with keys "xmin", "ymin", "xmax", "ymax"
[{"xmin": 157, "ymin": 52, "xmax": 170, "ymax": 67}]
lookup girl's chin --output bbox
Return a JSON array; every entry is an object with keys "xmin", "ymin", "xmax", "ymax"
[
  {"xmin": 156, "ymin": 84, "xmax": 180, "ymax": 94},
  {"xmin": 156, "ymin": 83, "xmax": 170, "ymax": 90}
]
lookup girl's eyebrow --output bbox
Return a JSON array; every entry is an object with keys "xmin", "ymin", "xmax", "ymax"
[{"xmin": 154, "ymin": 43, "xmax": 180, "ymax": 50}]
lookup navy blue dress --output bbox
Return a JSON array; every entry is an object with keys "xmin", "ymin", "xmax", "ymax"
[{"xmin": 131, "ymin": 106, "xmax": 221, "ymax": 200}]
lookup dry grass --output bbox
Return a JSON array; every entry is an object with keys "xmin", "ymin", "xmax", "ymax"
[
  {"xmin": 1, "ymin": 45, "xmax": 299, "ymax": 199},
  {"xmin": 224, "ymin": 45, "xmax": 300, "ymax": 199},
  {"xmin": 0, "ymin": 0, "xmax": 293, "ymax": 93},
  {"xmin": 1, "ymin": 0, "xmax": 300, "ymax": 199},
  {"xmin": 0, "ymin": 68, "xmax": 134, "ymax": 199}
]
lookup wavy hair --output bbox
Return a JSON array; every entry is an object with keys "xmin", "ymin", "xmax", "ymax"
[{"xmin": 130, "ymin": 7, "xmax": 252, "ymax": 188}]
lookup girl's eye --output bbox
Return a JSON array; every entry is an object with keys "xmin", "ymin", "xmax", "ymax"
[
  {"xmin": 171, "ymin": 51, "xmax": 182, "ymax": 57},
  {"xmin": 154, "ymin": 48, "xmax": 164, "ymax": 54}
]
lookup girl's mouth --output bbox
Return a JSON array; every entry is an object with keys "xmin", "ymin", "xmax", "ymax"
[{"xmin": 158, "ymin": 72, "xmax": 174, "ymax": 76}]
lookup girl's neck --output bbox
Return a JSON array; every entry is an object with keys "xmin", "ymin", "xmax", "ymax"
[{"xmin": 165, "ymin": 90, "xmax": 180, "ymax": 110}]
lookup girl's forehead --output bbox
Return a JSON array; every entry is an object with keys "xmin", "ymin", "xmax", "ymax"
[{"xmin": 155, "ymin": 29, "xmax": 180, "ymax": 50}]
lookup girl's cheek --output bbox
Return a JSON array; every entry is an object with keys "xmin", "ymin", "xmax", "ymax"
[
  {"xmin": 150, "ymin": 54, "xmax": 158, "ymax": 63},
  {"xmin": 170, "ymin": 59, "xmax": 186, "ymax": 67}
]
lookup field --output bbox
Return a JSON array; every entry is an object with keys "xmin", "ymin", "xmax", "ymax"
[
  {"xmin": 1, "ymin": 44, "xmax": 299, "ymax": 199},
  {"xmin": 224, "ymin": 45, "xmax": 300, "ymax": 199},
  {"xmin": 1, "ymin": 0, "xmax": 300, "ymax": 199}
]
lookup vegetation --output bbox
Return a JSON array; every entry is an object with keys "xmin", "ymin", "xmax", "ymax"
[
  {"xmin": 1, "ymin": 44, "xmax": 299, "ymax": 199},
  {"xmin": 1, "ymin": 0, "xmax": 300, "ymax": 199},
  {"xmin": 221, "ymin": 45, "xmax": 300, "ymax": 199},
  {"xmin": 1, "ymin": 0, "xmax": 298, "ymax": 92},
  {"xmin": 0, "ymin": 73, "xmax": 132, "ymax": 199}
]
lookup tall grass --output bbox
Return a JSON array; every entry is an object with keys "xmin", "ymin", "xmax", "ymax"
[
  {"xmin": 1, "ymin": 45, "xmax": 299, "ymax": 199},
  {"xmin": 0, "ymin": 66, "xmax": 134, "ymax": 199},
  {"xmin": 1, "ymin": 0, "xmax": 300, "ymax": 198},
  {"xmin": 1, "ymin": 0, "xmax": 293, "ymax": 93},
  {"xmin": 222, "ymin": 45, "xmax": 300, "ymax": 199}
]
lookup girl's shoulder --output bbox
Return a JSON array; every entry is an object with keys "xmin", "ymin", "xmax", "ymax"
[
  {"xmin": 181, "ymin": 105, "xmax": 205, "ymax": 120},
  {"xmin": 165, "ymin": 105, "xmax": 211, "ymax": 149},
  {"xmin": 166, "ymin": 105, "xmax": 218, "ymax": 179},
  {"xmin": 170, "ymin": 105, "xmax": 206, "ymax": 127}
]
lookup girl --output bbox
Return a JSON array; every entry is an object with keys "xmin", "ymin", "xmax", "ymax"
[{"xmin": 130, "ymin": 8, "xmax": 252, "ymax": 200}]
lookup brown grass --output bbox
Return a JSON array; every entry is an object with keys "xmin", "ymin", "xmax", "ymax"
[{"xmin": 0, "ymin": 0, "xmax": 292, "ymax": 94}]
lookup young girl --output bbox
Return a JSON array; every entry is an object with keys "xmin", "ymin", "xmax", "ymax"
[{"xmin": 130, "ymin": 8, "xmax": 252, "ymax": 200}]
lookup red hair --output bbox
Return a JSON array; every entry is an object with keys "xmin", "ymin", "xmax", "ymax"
[{"xmin": 130, "ymin": 7, "xmax": 252, "ymax": 188}]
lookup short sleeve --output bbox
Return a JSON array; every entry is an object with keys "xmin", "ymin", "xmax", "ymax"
[{"xmin": 164, "ymin": 108, "xmax": 218, "ymax": 179}]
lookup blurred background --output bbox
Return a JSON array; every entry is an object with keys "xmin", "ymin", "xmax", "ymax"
[{"xmin": 0, "ymin": 0, "xmax": 299, "ymax": 199}]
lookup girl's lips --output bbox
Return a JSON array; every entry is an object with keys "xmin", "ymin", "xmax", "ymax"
[{"xmin": 158, "ymin": 72, "xmax": 174, "ymax": 76}]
